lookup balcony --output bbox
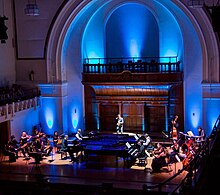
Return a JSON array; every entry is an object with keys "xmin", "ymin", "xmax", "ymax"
[{"xmin": 82, "ymin": 57, "xmax": 182, "ymax": 85}]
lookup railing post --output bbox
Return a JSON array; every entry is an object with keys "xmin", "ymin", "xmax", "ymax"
[
  {"xmin": 12, "ymin": 102, "xmax": 15, "ymax": 116},
  {"xmin": 5, "ymin": 104, "xmax": 8, "ymax": 119}
]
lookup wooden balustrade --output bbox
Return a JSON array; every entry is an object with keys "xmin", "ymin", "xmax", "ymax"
[{"xmin": 0, "ymin": 97, "xmax": 40, "ymax": 122}]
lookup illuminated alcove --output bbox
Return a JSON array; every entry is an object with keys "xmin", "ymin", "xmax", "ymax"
[{"xmin": 42, "ymin": 0, "xmax": 219, "ymax": 136}]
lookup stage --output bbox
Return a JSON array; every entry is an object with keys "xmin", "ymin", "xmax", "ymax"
[{"xmin": 0, "ymin": 131, "xmax": 186, "ymax": 194}]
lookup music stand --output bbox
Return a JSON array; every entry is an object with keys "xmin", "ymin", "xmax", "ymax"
[
  {"xmin": 29, "ymin": 152, "xmax": 42, "ymax": 175},
  {"xmin": 48, "ymin": 150, "xmax": 55, "ymax": 163}
]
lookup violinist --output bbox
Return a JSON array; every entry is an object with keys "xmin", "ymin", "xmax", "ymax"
[
  {"xmin": 8, "ymin": 135, "xmax": 26, "ymax": 158},
  {"xmin": 20, "ymin": 131, "xmax": 32, "ymax": 156},
  {"xmin": 40, "ymin": 133, "xmax": 53, "ymax": 156},
  {"xmin": 32, "ymin": 128, "xmax": 43, "ymax": 141}
]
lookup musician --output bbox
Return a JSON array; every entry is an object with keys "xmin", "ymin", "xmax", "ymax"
[
  {"xmin": 75, "ymin": 129, "xmax": 83, "ymax": 141},
  {"xmin": 170, "ymin": 115, "xmax": 179, "ymax": 140},
  {"xmin": 61, "ymin": 135, "xmax": 75, "ymax": 162},
  {"xmin": 151, "ymin": 142, "xmax": 168, "ymax": 173},
  {"xmin": 136, "ymin": 140, "xmax": 147, "ymax": 158},
  {"xmin": 8, "ymin": 135, "xmax": 26, "ymax": 158},
  {"xmin": 116, "ymin": 113, "xmax": 124, "ymax": 133},
  {"xmin": 197, "ymin": 126, "xmax": 206, "ymax": 143},
  {"xmin": 40, "ymin": 133, "xmax": 53, "ymax": 156},
  {"xmin": 168, "ymin": 139, "xmax": 181, "ymax": 163},
  {"xmin": 30, "ymin": 136, "xmax": 43, "ymax": 152},
  {"xmin": 32, "ymin": 128, "xmax": 43, "ymax": 141},
  {"xmin": 181, "ymin": 140, "xmax": 196, "ymax": 167},
  {"xmin": 20, "ymin": 131, "xmax": 32, "ymax": 156},
  {"xmin": 53, "ymin": 131, "xmax": 62, "ymax": 152},
  {"xmin": 142, "ymin": 133, "xmax": 152, "ymax": 148},
  {"xmin": 74, "ymin": 128, "xmax": 85, "ymax": 159}
]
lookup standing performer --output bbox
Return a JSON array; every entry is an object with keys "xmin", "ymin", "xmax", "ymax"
[
  {"xmin": 170, "ymin": 115, "xmax": 179, "ymax": 140},
  {"xmin": 116, "ymin": 113, "xmax": 124, "ymax": 133}
]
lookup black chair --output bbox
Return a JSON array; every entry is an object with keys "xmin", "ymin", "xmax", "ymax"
[
  {"xmin": 4, "ymin": 144, "xmax": 16, "ymax": 162},
  {"xmin": 0, "ymin": 145, "xmax": 16, "ymax": 170},
  {"xmin": 60, "ymin": 150, "xmax": 68, "ymax": 159}
]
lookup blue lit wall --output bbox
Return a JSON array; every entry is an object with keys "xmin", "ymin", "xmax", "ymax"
[
  {"xmin": 157, "ymin": 6, "xmax": 183, "ymax": 63},
  {"xmin": 44, "ymin": 0, "xmax": 218, "ymax": 136},
  {"xmin": 203, "ymin": 99, "xmax": 220, "ymax": 136},
  {"xmin": 40, "ymin": 97, "xmax": 64, "ymax": 135},
  {"xmin": 106, "ymin": 3, "xmax": 159, "ymax": 58},
  {"xmin": 11, "ymin": 107, "xmax": 40, "ymax": 140},
  {"xmin": 83, "ymin": 6, "xmax": 106, "ymax": 62}
]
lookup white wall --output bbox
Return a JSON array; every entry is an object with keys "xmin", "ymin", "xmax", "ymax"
[{"xmin": 0, "ymin": 0, "xmax": 16, "ymax": 86}]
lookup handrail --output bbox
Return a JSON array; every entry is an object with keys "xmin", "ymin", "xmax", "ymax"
[
  {"xmin": 0, "ymin": 97, "xmax": 40, "ymax": 123},
  {"xmin": 83, "ymin": 61, "xmax": 180, "ymax": 74},
  {"xmin": 84, "ymin": 56, "xmax": 178, "ymax": 64}
]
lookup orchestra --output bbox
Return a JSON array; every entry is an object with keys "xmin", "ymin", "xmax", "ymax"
[{"xmin": 4, "ymin": 124, "xmax": 205, "ymax": 174}]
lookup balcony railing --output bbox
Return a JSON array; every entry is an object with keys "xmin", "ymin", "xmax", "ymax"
[
  {"xmin": 0, "ymin": 97, "xmax": 40, "ymax": 122},
  {"xmin": 83, "ymin": 57, "xmax": 180, "ymax": 74}
]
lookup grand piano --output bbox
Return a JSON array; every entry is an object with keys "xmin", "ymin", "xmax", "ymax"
[{"xmin": 67, "ymin": 133, "xmax": 137, "ymax": 167}]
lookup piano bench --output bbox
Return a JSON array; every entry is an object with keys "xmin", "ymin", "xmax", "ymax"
[{"xmin": 60, "ymin": 150, "xmax": 68, "ymax": 160}]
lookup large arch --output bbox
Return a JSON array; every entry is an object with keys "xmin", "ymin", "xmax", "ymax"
[{"xmin": 41, "ymin": 0, "xmax": 219, "ymax": 135}]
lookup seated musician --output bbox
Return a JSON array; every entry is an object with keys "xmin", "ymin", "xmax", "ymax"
[
  {"xmin": 181, "ymin": 140, "xmax": 196, "ymax": 167},
  {"xmin": 140, "ymin": 133, "xmax": 152, "ymax": 149},
  {"xmin": 197, "ymin": 126, "xmax": 206, "ymax": 144},
  {"xmin": 61, "ymin": 135, "xmax": 76, "ymax": 162},
  {"xmin": 136, "ymin": 140, "xmax": 147, "ymax": 158},
  {"xmin": 75, "ymin": 129, "xmax": 83, "ymax": 141},
  {"xmin": 30, "ymin": 136, "xmax": 43, "ymax": 152},
  {"xmin": 40, "ymin": 133, "xmax": 53, "ymax": 156},
  {"xmin": 8, "ymin": 135, "xmax": 26, "ymax": 158},
  {"xmin": 28, "ymin": 137, "xmax": 44, "ymax": 163},
  {"xmin": 20, "ymin": 131, "xmax": 32, "ymax": 157},
  {"xmin": 71, "ymin": 138, "xmax": 84, "ymax": 162},
  {"xmin": 32, "ymin": 128, "xmax": 43, "ymax": 141},
  {"xmin": 4, "ymin": 142, "xmax": 17, "ymax": 162},
  {"xmin": 168, "ymin": 139, "xmax": 181, "ymax": 163},
  {"xmin": 151, "ymin": 142, "xmax": 168, "ymax": 173},
  {"xmin": 53, "ymin": 131, "xmax": 62, "ymax": 152}
]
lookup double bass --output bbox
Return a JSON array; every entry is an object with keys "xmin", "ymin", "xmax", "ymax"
[
  {"xmin": 171, "ymin": 115, "xmax": 179, "ymax": 140},
  {"xmin": 171, "ymin": 127, "xmax": 178, "ymax": 140}
]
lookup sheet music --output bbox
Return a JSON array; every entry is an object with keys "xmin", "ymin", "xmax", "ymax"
[{"xmin": 145, "ymin": 150, "xmax": 151, "ymax": 157}]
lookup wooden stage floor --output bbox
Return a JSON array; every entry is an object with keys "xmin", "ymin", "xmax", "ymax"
[
  {"xmin": 0, "ymin": 132, "xmax": 187, "ymax": 194},
  {"xmin": 0, "ymin": 153, "xmax": 187, "ymax": 194}
]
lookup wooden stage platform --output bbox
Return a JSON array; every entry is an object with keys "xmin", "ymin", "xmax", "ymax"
[{"xmin": 0, "ymin": 132, "xmax": 187, "ymax": 194}]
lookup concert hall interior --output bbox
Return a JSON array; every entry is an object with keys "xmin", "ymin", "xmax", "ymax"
[{"xmin": 0, "ymin": 0, "xmax": 220, "ymax": 194}]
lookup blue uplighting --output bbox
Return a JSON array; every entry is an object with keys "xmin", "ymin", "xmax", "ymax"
[
  {"xmin": 45, "ymin": 107, "xmax": 54, "ymax": 129},
  {"xmin": 106, "ymin": 3, "xmax": 159, "ymax": 58}
]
